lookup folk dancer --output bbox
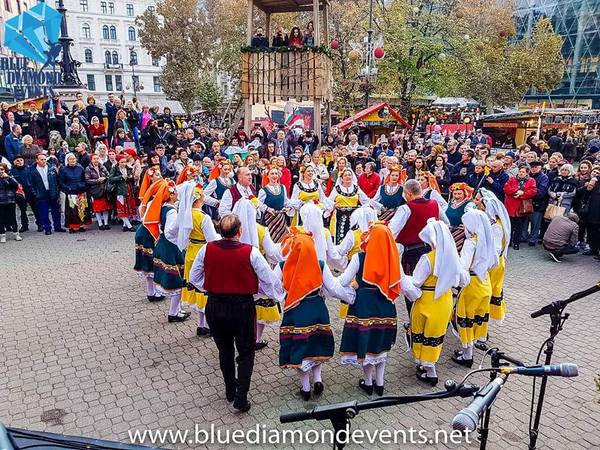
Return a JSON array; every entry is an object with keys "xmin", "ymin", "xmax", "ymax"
[
  {"xmin": 372, "ymin": 165, "xmax": 406, "ymax": 222},
  {"xmin": 176, "ymin": 181, "xmax": 221, "ymax": 336},
  {"xmin": 189, "ymin": 215, "xmax": 284, "ymax": 412},
  {"xmin": 275, "ymin": 229, "xmax": 355, "ymax": 401},
  {"xmin": 233, "ymin": 197, "xmax": 283, "ymax": 350},
  {"xmin": 452, "ymin": 209, "xmax": 497, "ymax": 367},
  {"xmin": 258, "ymin": 165, "xmax": 294, "ymax": 243},
  {"xmin": 203, "ymin": 160, "xmax": 234, "ymax": 219},
  {"xmin": 446, "ymin": 182, "xmax": 476, "ymax": 252},
  {"xmin": 338, "ymin": 224, "xmax": 405, "ymax": 396},
  {"xmin": 218, "ymin": 167, "xmax": 256, "ymax": 218},
  {"xmin": 149, "ymin": 180, "xmax": 190, "ymax": 323},
  {"xmin": 290, "ymin": 164, "xmax": 330, "ymax": 226},
  {"xmin": 404, "ymin": 219, "xmax": 466, "ymax": 385}
]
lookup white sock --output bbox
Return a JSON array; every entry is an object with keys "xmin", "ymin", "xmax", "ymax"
[
  {"xmin": 256, "ymin": 323, "xmax": 265, "ymax": 343},
  {"xmin": 362, "ymin": 365, "xmax": 374, "ymax": 385},
  {"xmin": 298, "ymin": 369, "xmax": 310, "ymax": 391},
  {"xmin": 145, "ymin": 276, "xmax": 156, "ymax": 296},
  {"xmin": 101, "ymin": 211, "xmax": 109, "ymax": 225},
  {"xmin": 169, "ymin": 293, "xmax": 181, "ymax": 316},
  {"xmin": 95, "ymin": 212, "xmax": 104, "ymax": 225},
  {"xmin": 425, "ymin": 364, "xmax": 437, "ymax": 378},
  {"xmin": 122, "ymin": 217, "xmax": 132, "ymax": 228},
  {"xmin": 312, "ymin": 364, "xmax": 322, "ymax": 383},
  {"xmin": 197, "ymin": 313, "xmax": 204, "ymax": 327},
  {"xmin": 375, "ymin": 361, "xmax": 386, "ymax": 386},
  {"xmin": 463, "ymin": 344, "xmax": 474, "ymax": 360}
]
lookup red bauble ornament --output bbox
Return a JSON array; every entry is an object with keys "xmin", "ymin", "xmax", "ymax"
[
  {"xmin": 499, "ymin": 30, "xmax": 508, "ymax": 38},
  {"xmin": 373, "ymin": 47, "xmax": 385, "ymax": 60},
  {"xmin": 330, "ymin": 39, "xmax": 339, "ymax": 50}
]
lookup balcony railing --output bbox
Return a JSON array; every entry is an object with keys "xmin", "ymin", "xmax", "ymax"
[
  {"xmin": 241, "ymin": 49, "xmax": 332, "ymax": 104},
  {"xmin": 104, "ymin": 63, "xmax": 123, "ymax": 70}
]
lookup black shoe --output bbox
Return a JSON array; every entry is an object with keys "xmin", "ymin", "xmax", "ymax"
[
  {"xmin": 196, "ymin": 327, "xmax": 203, "ymax": 336},
  {"xmin": 129, "ymin": 226, "xmax": 137, "ymax": 232},
  {"xmin": 202, "ymin": 327, "xmax": 212, "ymax": 337},
  {"xmin": 55, "ymin": 228, "xmax": 66, "ymax": 232},
  {"xmin": 78, "ymin": 227, "xmax": 86, "ymax": 232},
  {"xmin": 69, "ymin": 229, "xmax": 76, "ymax": 234},
  {"xmin": 147, "ymin": 295, "xmax": 165, "ymax": 302},
  {"xmin": 122, "ymin": 226, "xmax": 129, "ymax": 232},
  {"xmin": 255, "ymin": 341, "xmax": 268, "ymax": 350},
  {"xmin": 313, "ymin": 381, "xmax": 324, "ymax": 396},
  {"xmin": 512, "ymin": 243, "xmax": 520, "ymax": 250},
  {"xmin": 168, "ymin": 313, "xmax": 190, "ymax": 323},
  {"xmin": 233, "ymin": 399, "xmax": 251, "ymax": 412},
  {"xmin": 451, "ymin": 350, "xmax": 473, "ymax": 368},
  {"xmin": 98, "ymin": 225, "xmax": 104, "ymax": 230},
  {"xmin": 416, "ymin": 372, "xmax": 438, "ymax": 386},
  {"xmin": 37, "ymin": 226, "xmax": 44, "ymax": 232},
  {"xmin": 45, "ymin": 230, "xmax": 52, "ymax": 235},
  {"xmin": 19, "ymin": 225, "xmax": 28, "ymax": 233},
  {"xmin": 105, "ymin": 225, "xmax": 111, "ymax": 230},
  {"xmin": 583, "ymin": 249, "xmax": 598, "ymax": 256},
  {"xmin": 528, "ymin": 241, "xmax": 535, "ymax": 247},
  {"xmin": 548, "ymin": 252, "xmax": 561, "ymax": 263},
  {"xmin": 374, "ymin": 384, "xmax": 384, "ymax": 396},
  {"xmin": 298, "ymin": 389, "xmax": 311, "ymax": 401},
  {"xmin": 358, "ymin": 379, "xmax": 373, "ymax": 395}
]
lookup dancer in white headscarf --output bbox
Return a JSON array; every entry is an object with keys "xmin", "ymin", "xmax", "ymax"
[
  {"xmin": 404, "ymin": 219, "xmax": 468, "ymax": 385},
  {"xmin": 452, "ymin": 208, "xmax": 497, "ymax": 368},
  {"xmin": 233, "ymin": 197, "xmax": 283, "ymax": 349},
  {"xmin": 477, "ymin": 188, "xmax": 511, "ymax": 323}
]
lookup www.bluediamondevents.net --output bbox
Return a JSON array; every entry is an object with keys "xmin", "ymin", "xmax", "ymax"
[{"xmin": 129, "ymin": 423, "xmax": 475, "ymax": 446}]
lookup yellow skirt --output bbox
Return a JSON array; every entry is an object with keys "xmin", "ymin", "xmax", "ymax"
[
  {"xmin": 181, "ymin": 242, "xmax": 208, "ymax": 311},
  {"xmin": 489, "ymin": 256, "xmax": 506, "ymax": 321},
  {"xmin": 339, "ymin": 303, "xmax": 349, "ymax": 319},
  {"xmin": 456, "ymin": 273, "xmax": 492, "ymax": 346},
  {"xmin": 410, "ymin": 288, "xmax": 453, "ymax": 364},
  {"xmin": 256, "ymin": 297, "xmax": 281, "ymax": 325}
]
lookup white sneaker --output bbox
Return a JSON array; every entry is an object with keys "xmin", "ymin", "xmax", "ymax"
[
  {"xmin": 0, "ymin": 234, "xmax": 6, "ymax": 243},
  {"xmin": 14, "ymin": 232, "xmax": 22, "ymax": 241}
]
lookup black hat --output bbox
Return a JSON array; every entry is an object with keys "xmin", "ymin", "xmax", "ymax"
[{"xmin": 529, "ymin": 161, "xmax": 543, "ymax": 167}]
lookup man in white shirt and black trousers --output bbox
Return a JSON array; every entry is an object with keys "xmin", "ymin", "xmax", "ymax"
[{"xmin": 190, "ymin": 214, "xmax": 283, "ymax": 412}]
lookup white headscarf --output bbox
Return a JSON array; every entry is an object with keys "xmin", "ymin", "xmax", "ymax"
[
  {"xmin": 335, "ymin": 167, "xmax": 358, "ymax": 187},
  {"xmin": 233, "ymin": 197, "xmax": 260, "ymax": 248},
  {"xmin": 350, "ymin": 205, "xmax": 378, "ymax": 233},
  {"xmin": 479, "ymin": 188, "xmax": 511, "ymax": 257},
  {"xmin": 418, "ymin": 219, "xmax": 463, "ymax": 300},
  {"xmin": 300, "ymin": 203, "xmax": 327, "ymax": 260},
  {"xmin": 462, "ymin": 208, "xmax": 498, "ymax": 281},
  {"xmin": 175, "ymin": 181, "xmax": 196, "ymax": 252},
  {"xmin": 64, "ymin": 152, "xmax": 76, "ymax": 166}
]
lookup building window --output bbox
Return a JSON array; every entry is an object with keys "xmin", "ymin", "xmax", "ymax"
[
  {"xmin": 152, "ymin": 57, "xmax": 159, "ymax": 67},
  {"xmin": 102, "ymin": 25, "xmax": 109, "ymax": 39},
  {"xmin": 109, "ymin": 25, "xmax": 117, "ymax": 40},
  {"xmin": 112, "ymin": 51, "xmax": 119, "ymax": 65},
  {"xmin": 79, "ymin": 0, "xmax": 88, "ymax": 12},
  {"xmin": 81, "ymin": 23, "xmax": 91, "ymax": 39},
  {"xmin": 129, "ymin": 51, "xmax": 138, "ymax": 65},
  {"xmin": 87, "ymin": 74, "xmax": 96, "ymax": 91},
  {"xmin": 101, "ymin": 1, "xmax": 107, "ymax": 14},
  {"xmin": 84, "ymin": 49, "xmax": 93, "ymax": 63},
  {"xmin": 105, "ymin": 74, "xmax": 113, "ymax": 91},
  {"xmin": 153, "ymin": 76, "xmax": 161, "ymax": 92},
  {"xmin": 104, "ymin": 50, "xmax": 111, "ymax": 64},
  {"xmin": 115, "ymin": 75, "xmax": 122, "ymax": 91},
  {"xmin": 126, "ymin": 4, "xmax": 134, "ymax": 17},
  {"xmin": 108, "ymin": 2, "xmax": 114, "ymax": 14},
  {"xmin": 128, "ymin": 27, "xmax": 136, "ymax": 41}
]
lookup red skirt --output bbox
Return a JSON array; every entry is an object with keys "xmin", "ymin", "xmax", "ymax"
[
  {"xmin": 92, "ymin": 197, "xmax": 113, "ymax": 212},
  {"xmin": 116, "ymin": 186, "xmax": 137, "ymax": 218}
]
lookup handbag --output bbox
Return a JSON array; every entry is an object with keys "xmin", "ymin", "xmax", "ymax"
[
  {"xmin": 518, "ymin": 198, "xmax": 534, "ymax": 217},
  {"xmin": 544, "ymin": 200, "xmax": 565, "ymax": 220}
]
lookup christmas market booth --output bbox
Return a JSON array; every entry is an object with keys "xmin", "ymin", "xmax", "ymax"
[
  {"xmin": 481, "ymin": 108, "xmax": 600, "ymax": 147},
  {"xmin": 337, "ymin": 102, "xmax": 411, "ymax": 143}
]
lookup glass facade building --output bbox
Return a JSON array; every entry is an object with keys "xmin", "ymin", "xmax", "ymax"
[{"xmin": 515, "ymin": 0, "xmax": 600, "ymax": 108}]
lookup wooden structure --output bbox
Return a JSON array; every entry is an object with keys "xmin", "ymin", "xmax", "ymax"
[{"xmin": 241, "ymin": 0, "xmax": 333, "ymax": 134}]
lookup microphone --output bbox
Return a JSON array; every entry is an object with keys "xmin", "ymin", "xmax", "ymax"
[
  {"xmin": 499, "ymin": 363, "xmax": 578, "ymax": 377},
  {"xmin": 452, "ymin": 375, "xmax": 506, "ymax": 431}
]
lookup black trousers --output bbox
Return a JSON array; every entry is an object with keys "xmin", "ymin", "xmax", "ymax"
[
  {"xmin": 0, "ymin": 203, "xmax": 18, "ymax": 233},
  {"xmin": 205, "ymin": 293, "xmax": 256, "ymax": 403},
  {"xmin": 16, "ymin": 191, "xmax": 40, "ymax": 228},
  {"xmin": 510, "ymin": 217, "xmax": 527, "ymax": 245},
  {"xmin": 587, "ymin": 223, "xmax": 600, "ymax": 253}
]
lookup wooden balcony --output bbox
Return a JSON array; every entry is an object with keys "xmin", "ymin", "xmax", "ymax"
[{"xmin": 240, "ymin": 49, "xmax": 332, "ymax": 104}]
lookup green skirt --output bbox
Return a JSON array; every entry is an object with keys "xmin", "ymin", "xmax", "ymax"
[
  {"xmin": 134, "ymin": 225, "xmax": 155, "ymax": 275},
  {"xmin": 279, "ymin": 292, "xmax": 334, "ymax": 372},
  {"xmin": 153, "ymin": 235, "xmax": 184, "ymax": 294}
]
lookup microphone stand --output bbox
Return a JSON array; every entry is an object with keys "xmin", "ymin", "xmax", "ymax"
[
  {"xmin": 474, "ymin": 343, "xmax": 525, "ymax": 450},
  {"xmin": 528, "ymin": 282, "xmax": 600, "ymax": 450},
  {"xmin": 280, "ymin": 380, "xmax": 479, "ymax": 450}
]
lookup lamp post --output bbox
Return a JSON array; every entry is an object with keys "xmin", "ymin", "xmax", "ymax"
[
  {"xmin": 129, "ymin": 46, "xmax": 139, "ymax": 99},
  {"xmin": 56, "ymin": 0, "xmax": 83, "ymax": 87},
  {"xmin": 364, "ymin": 0, "xmax": 374, "ymax": 108}
]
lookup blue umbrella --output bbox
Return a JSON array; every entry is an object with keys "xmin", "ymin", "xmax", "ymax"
[{"xmin": 3, "ymin": 2, "xmax": 62, "ymax": 65}]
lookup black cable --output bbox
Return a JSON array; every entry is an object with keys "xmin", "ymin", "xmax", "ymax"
[
  {"xmin": 527, "ymin": 335, "xmax": 554, "ymax": 436},
  {"xmin": 9, "ymin": 428, "xmax": 128, "ymax": 450}
]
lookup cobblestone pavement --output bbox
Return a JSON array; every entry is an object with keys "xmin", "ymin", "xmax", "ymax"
[{"xmin": 0, "ymin": 228, "xmax": 599, "ymax": 450}]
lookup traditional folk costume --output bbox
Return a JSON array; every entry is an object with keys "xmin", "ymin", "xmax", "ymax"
[
  {"xmin": 446, "ymin": 182, "xmax": 476, "ymax": 253},
  {"xmin": 233, "ymin": 198, "xmax": 283, "ymax": 349},
  {"xmin": 326, "ymin": 182, "xmax": 371, "ymax": 244},
  {"xmin": 218, "ymin": 182, "xmax": 257, "ymax": 218},
  {"xmin": 176, "ymin": 181, "xmax": 221, "ymax": 336},
  {"xmin": 258, "ymin": 182, "xmax": 293, "ymax": 243},
  {"xmin": 404, "ymin": 219, "xmax": 466, "ymax": 385},
  {"xmin": 290, "ymin": 174, "xmax": 329, "ymax": 226},
  {"xmin": 338, "ymin": 224, "xmax": 404, "ymax": 396},
  {"xmin": 373, "ymin": 182, "xmax": 405, "ymax": 222},
  {"xmin": 150, "ymin": 180, "xmax": 190, "ymax": 322},
  {"xmin": 334, "ymin": 205, "xmax": 378, "ymax": 319},
  {"xmin": 479, "ymin": 188, "xmax": 511, "ymax": 322},
  {"xmin": 135, "ymin": 179, "xmax": 166, "ymax": 302},
  {"xmin": 203, "ymin": 170, "xmax": 234, "ymax": 220},
  {"xmin": 276, "ymin": 230, "xmax": 355, "ymax": 401},
  {"xmin": 452, "ymin": 209, "xmax": 498, "ymax": 367}
]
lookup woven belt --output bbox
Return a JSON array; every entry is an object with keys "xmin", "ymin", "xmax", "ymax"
[{"xmin": 190, "ymin": 238, "xmax": 206, "ymax": 244}]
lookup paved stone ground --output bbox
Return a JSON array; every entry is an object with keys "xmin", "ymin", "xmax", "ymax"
[{"xmin": 0, "ymin": 228, "xmax": 599, "ymax": 449}]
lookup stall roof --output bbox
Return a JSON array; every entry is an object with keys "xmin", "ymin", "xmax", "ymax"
[
  {"xmin": 254, "ymin": 0, "xmax": 327, "ymax": 13},
  {"xmin": 482, "ymin": 108, "xmax": 600, "ymax": 122},
  {"xmin": 337, "ymin": 102, "xmax": 412, "ymax": 130}
]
